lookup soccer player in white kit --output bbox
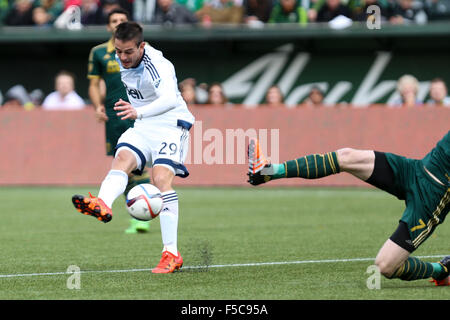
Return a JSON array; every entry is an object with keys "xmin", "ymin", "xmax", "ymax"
[{"xmin": 72, "ymin": 22, "xmax": 195, "ymax": 274}]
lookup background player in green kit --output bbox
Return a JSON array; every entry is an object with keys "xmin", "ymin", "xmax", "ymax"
[
  {"xmin": 248, "ymin": 131, "xmax": 450, "ymax": 286},
  {"xmin": 87, "ymin": 8, "xmax": 151, "ymax": 234}
]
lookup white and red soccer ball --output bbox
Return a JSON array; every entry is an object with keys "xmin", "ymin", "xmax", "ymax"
[{"xmin": 126, "ymin": 184, "xmax": 163, "ymax": 221}]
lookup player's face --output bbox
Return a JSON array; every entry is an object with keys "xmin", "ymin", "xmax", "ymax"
[
  {"xmin": 115, "ymin": 39, "xmax": 145, "ymax": 69},
  {"xmin": 107, "ymin": 13, "xmax": 128, "ymax": 34}
]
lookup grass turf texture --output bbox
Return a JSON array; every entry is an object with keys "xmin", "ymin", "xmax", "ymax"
[{"xmin": 0, "ymin": 186, "xmax": 449, "ymax": 300}]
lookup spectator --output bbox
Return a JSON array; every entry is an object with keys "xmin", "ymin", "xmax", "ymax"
[
  {"xmin": 152, "ymin": 0, "xmax": 199, "ymax": 25},
  {"xmin": 196, "ymin": 0, "xmax": 244, "ymax": 25},
  {"xmin": 79, "ymin": 0, "xmax": 103, "ymax": 24},
  {"xmin": 4, "ymin": 0, "xmax": 35, "ymax": 26},
  {"xmin": 424, "ymin": 0, "xmax": 450, "ymax": 21},
  {"xmin": 59, "ymin": 1, "xmax": 129, "ymax": 24},
  {"xmin": 32, "ymin": 0, "xmax": 63, "ymax": 26},
  {"xmin": 79, "ymin": 0, "xmax": 122, "ymax": 25},
  {"xmin": 427, "ymin": 78, "xmax": 450, "ymax": 106},
  {"xmin": 243, "ymin": 0, "xmax": 273, "ymax": 24},
  {"xmin": 1, "ymin": 85, "xmax": 36, "ymax": 110},
  {"xmin": 177, "ymin": 0, "xmax": 204, "ymax": 12},
  {"xmin": 206, "ymin": 82, "xmax": 229, "ymax": 105},
  {"xmin": 116, "ymin": 0, "xmax": 133, "ymax": 18},
  {"xmin": 268, "ymin": 0, "xmax": 308, "ymax": 24},
  {"xmin": 133, "ymin": 0, "xmax": 156, "ymax": 23},
  {"xmin": 42, "ymin": 70, "xmax": 86, "ymax": 110},
  {"xmin": 302, "ymin": 86, "xmax": 324, "ymax": 107},
  {"xmin": 263, "ymin": 85, "xmax": 284, "ymax": 106},
  {"xmin": 179, "ymin": 78, "xmax": 200, "ymax": 105},
  {"xmin": 97, "ymin": 0, "xmax": 123, "ymax": 23},
  {"xmin": 2, "ymin": 96, "xmax": 25, "ymax": 110},
  {"xmin": 389, "ymin": 74, "xmax": 423, "ymax": 108},
  {"xmin": 389, "ymin": 0, "xmax": 428, "ymax": 24},
  {"xmin": 0, "ymin": 0, "xmax": 12, "ymax": 25},
  {"xmin": 29, "ymin": 88, "xmax": 45, "ymax": 105},
  {"xmin": 316, "ymin": 0, "xmax": 351, "ymax": 22},
  {"xmin": 64, "ymin": 0, "xmax": 81, "ymax": 10},
  {"xmin": 307, "ymin": 0, "xmax": 325, "ymax": 22}
]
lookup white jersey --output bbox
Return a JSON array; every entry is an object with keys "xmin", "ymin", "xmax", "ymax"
[{"xmin": 117, "ymin": 44, "xmax": 194, "ymax": 130}]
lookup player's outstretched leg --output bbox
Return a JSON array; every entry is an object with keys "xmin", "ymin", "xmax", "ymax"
[
  {"xmin": 72, "ymin": 193, "xmax": 113, "ymax": 223},
  {"xmin": 247, "ymin": 138, "xmax": 340, "ymax": 186},
  {"xmin": 387, "ymin": 255, "xmax": 450, "ymax": 285}
]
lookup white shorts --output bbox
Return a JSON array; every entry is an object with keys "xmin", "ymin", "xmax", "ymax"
[{"xmin": 115, "ymin": 120, "xmax": 191, "ymax": 178}]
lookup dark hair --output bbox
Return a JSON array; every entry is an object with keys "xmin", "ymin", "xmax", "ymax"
[
  {"xmin": 107, "ymin": 8, "xmax": 130, "ymax": 24},
  {"xmin": 114, "ymin": 21, "xmax": 144, "ymax": 47},
  {"xmin": 431, "ymin": 77, "xmax": 446, "ymax": 84},
  {"xmin": 309, "ymin": 86, "xmax": 323, "ymax": 95},
  {"xmin": 56, "ymin": 70, "xmax": 76, "ymax": 82},
  {"xmin": 266, "ymin": 85, "xmax": 284, "ymax": 102},
  {"xmin": 207, "ymin": 82, "xmax": 228, "ymax": 104}
]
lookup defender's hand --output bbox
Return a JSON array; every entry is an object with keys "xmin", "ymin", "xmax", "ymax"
[
  {"xmin": 95, "ymin": 105, "xmax": 108, "ymax": 122},
  {"xmin": 114, "ymin": 99, "xmax": 137, "ymax": 120}
]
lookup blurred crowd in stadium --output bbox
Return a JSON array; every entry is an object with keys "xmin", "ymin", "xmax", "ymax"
[
  {"xmin": 1, "ymin": 72, "xmax": 449, "ymax": 109},
  {"xmin": 1, "ymin": 0, "xmax": 449, "ymax": 110},
  {"xmin": 0, "ymin": 0, "xmax": 450, "ymax": 27}
]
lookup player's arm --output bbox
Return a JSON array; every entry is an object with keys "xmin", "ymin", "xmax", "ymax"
[
  {"xmin": 114, "ymin": 93, "xmax": 177, "ymax": 120},
  {"xmin": 89, "ymin": 76, "xmax": 108, "ymax": 122},
  {"xmin": 88, "ymin": 47, "xmax": 108, "ymax": 122},
  {"xmin": 114, "ymin": 62, "xmax": 178, "ymax": 120}
]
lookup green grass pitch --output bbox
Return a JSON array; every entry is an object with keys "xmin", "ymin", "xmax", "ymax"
[{"xmin": 0, "ymin": 186, "xmax": 449, "ymax": 300}]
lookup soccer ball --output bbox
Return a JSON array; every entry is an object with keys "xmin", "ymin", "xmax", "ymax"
[{"xmin": 126, "ymin": 184, "xmax": 163, "ymax": 221}]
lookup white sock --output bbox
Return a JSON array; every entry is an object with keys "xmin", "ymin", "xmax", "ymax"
[
  {"xmin": 98, "ymin": 170, "xmax": 128, "ymax": 208},
  {"xmin": 160, "ymin": 190, "xmax": 179, "ymax": 256}
]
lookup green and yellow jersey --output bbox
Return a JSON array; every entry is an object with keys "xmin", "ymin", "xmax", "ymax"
[
  {"xmin": 382, "ymin": 131, "xmax": 450, "ymax": 250},
  {"xmin": 88, "ymin": 38, "xmax": 133, "ymax": 155},
  {"xmin": 422, "ymin": 130, "xmax": 450, "ymax": 187},
  {"xmin": 87, "ymin": 38, "xmax": 129, "ymax": 114}
]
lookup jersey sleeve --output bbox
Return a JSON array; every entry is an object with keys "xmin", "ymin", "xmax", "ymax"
[
  {"xmin": 152, "ymin": 59, "xmax": 179, "ymax": 98},
  {"xmin": 135, "ymin": 60, "xmax": 179, "ymax": 119},
  {"xmin": 87, "ymin": 47, "xmax": 101, "ymax": 79}
]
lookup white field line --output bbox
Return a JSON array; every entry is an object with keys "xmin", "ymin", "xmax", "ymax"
[{"xmin": 0, "ymin": 255, "xmax": 445, "ymax": 279}]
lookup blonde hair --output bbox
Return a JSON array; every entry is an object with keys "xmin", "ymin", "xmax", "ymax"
[{"xmin": 397, "ymin": 74, "xmax": 419, "ymax": 93}]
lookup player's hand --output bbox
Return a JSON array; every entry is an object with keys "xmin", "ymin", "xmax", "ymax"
[
  {"xmin": 95, "ymin": 105, "xmax": 108, "ymax": 122},
  {"xmin": 114, "ymin": 99, "xmax": 137, "ymax": 120}
]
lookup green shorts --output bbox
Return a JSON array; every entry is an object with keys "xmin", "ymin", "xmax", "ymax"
[
  {"xmin": 104, "ymin": 112, "xmax": 134, "ymax": 156},
  {"xmin": 385, "ymin": 152, "xmax": 449, "ymax": 250}
]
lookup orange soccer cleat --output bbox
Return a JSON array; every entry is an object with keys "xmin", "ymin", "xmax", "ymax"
[
  {"xmin": 430, "ymin": 255, "xmax": 450, "ymax": 286},
  {"xmin": 72, "ymin": 193, "xmax": 113, "ymax": 223},
  {"xmin": 152, "ymin": 251, "xmax": 183, "ymax": 274},
  {"xmin": 430, "ymin": 277, "xmax": 449, "ymax": 286},
  {"xmin": 248, "ymin": 137, "xmax": 269, "ymax": 175},
  {"xmin": 247, "ymin": 138, "xmax": 273, "ymax": 186}
]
